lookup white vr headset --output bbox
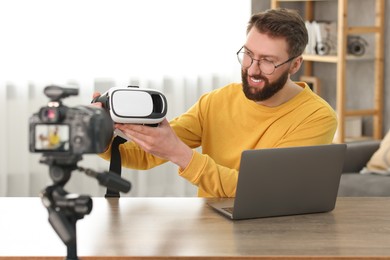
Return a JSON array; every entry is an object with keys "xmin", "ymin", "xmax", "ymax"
[{"xmin": 92, "ymin": 86, "xmax": 168, "ymax": 125}]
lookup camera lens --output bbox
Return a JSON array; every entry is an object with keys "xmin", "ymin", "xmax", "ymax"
[
  {"xmin": 350, "ymin": 43, "xmax": 364, "ymax": 56},
  {"xmin": 315, "ymin": 42, "xmax": 330, "ymax": 56}
]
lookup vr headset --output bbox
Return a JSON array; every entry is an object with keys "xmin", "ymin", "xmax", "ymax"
[{"xmin": 92, "ymin": 86, "xmax": 167, "ymax": 125}]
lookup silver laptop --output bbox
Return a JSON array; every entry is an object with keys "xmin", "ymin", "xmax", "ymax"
[{"xmin": 208, "ymin": 144, "xmax": 346, "ymax": 220}]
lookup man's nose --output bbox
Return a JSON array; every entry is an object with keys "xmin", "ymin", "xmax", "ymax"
[{"xmin": 247, "ymin": 60, "xmax": 262, "ymax": 75}]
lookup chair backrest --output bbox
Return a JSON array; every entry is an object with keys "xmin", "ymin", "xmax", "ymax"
[{"xmin": 342, "ymin": 141, "xmax": 381, "ymax": 173}]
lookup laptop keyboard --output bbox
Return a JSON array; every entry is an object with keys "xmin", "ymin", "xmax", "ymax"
[{"xmin": 222, "ymin": 207, "xmax": 234, "ymax": 214}]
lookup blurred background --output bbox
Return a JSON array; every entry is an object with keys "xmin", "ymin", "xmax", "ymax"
[{"xmin": 0, "ymin": 0, "xmax": 251, "ymax": 197}]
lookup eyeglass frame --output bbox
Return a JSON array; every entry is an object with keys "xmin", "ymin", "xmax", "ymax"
[{"xmin": 236, "ymin": 46, "xmax": 297, "ymax": 75}]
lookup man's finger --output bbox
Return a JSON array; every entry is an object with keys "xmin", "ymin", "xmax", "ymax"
[{"xmin": 92, "ymin": 91, "xmax": 101, "ymax": 98}]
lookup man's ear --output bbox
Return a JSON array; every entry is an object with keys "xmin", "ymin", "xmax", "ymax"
[{"xmin": 289, "ymin": 56, "xmax": 303, "ymax": 75}]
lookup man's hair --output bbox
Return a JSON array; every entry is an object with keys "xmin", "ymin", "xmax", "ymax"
[{"xmin": 247, "ymin": 8, "xmax": 308, "ymax": 58}]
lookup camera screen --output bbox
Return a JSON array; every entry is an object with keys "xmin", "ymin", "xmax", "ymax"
[{"xmin": 34, "ymin": 124, "xmax": 70, "ymax": 152}]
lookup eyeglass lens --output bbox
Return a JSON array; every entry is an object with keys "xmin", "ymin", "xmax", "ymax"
[{"xmin": 237, "ymin": 52, "xmax": 276, "ymax": 75}]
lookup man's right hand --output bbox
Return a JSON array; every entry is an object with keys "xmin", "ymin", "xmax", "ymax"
[{"xmin": 91, "ymin": 92, "xmax": 103, "ymax": 108}]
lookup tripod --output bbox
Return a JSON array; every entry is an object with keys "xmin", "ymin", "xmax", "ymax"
[{"xmin": 39, "ymin": 154, "xmax": 131, "ymax": 260}]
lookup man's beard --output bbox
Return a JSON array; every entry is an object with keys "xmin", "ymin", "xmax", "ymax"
[{"xmin": 241, "ymin": 69, "xmax": 289, "ymax": 102}]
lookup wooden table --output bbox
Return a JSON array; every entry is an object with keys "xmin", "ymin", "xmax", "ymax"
[{"xmin": 0, "ymin": 197, "xmax": 390, "ymax": 259}]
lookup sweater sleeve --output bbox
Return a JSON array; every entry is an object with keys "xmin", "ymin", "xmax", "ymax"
[
  {"xmin": 98, "ymin": 95, "xmax": 206, "ymax": 170},
  {"xmin": 173, "ymin": 91, "xmax": 239, "ymax": 197},
  {"xmin": 178, "ymin": 151, "xmax": 238, "ymax": 197}
]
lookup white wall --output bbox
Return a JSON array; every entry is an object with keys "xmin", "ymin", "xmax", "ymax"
[{"xmin": 0, "ymin": 0, "xmax": 251, "ymax": 196}]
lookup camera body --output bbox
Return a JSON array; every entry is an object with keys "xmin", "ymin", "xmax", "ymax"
[
  {"xmin": 29, "ymin": 85, "xmax": 114, "ymax": 155},
  {"xmin": 92, "ymin": 86, "xmax": 168, "ymax": 125}
]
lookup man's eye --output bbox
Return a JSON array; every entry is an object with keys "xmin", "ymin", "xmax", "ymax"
[{"xmin": 262, "ymin": 59, "xmax": 274, "ymax": 64}]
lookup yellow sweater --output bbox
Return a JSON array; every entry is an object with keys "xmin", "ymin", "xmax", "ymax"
[{"xmin": 100, "ymin": 82, "xmax": 337, "ymax": 198}]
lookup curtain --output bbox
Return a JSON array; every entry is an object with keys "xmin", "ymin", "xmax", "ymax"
[{"xmin": 0, "ymin": 0, "xmax": 250, "ymax": 197}]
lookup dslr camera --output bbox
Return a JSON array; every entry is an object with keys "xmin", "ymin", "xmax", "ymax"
[
  {"xmin": 30, "ymin": 86, "xmax": 132, "ymax": 260},
  {"xmin": 29, "ymin": 85, "xmax": 114, "ymax": 155}
]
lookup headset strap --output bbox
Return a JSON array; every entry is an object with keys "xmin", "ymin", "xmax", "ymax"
[{"xmin": 104, "ymin": 135, "xmax": 127, "ymax": 198}]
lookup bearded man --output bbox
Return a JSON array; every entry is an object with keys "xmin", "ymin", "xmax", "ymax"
[{"xmin": 96, "ymin": 8, "xmax": 337, "ymax": 197}]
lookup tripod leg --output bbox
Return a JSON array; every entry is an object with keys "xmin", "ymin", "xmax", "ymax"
[
  {"xmin": 66, "ymin": 243, "xmax": 78, "ymax": 260},
  {"xmin": 65, "ymin": 218, "xmax": 79, "ymax": 260}
]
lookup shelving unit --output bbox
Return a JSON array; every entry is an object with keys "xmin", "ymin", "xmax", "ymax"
[{"xmin": 271, "ymin": 0, "xmax": 385, "ymax": 143}]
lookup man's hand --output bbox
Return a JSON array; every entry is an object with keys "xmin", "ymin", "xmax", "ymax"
[
  {"xmin": 90, "ymin": 92, "xmax": 192, "ymax": 170},
  {"xmin": 91, "ymin": 92, "xmax": 103, "ymax": 108},
  {"xmin": 115, "ymin": 119, "xmax": 193, "ymax": 170}
]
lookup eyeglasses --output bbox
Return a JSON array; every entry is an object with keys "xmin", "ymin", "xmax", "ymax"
[{"xmin": 236, "ymin": 46, "xmax": 296, "ymax": 75}]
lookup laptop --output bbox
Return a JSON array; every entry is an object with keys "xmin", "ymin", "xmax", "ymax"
[{"xmin": 207, "ymin": 144, "xmax": 346, "ymax": 220}]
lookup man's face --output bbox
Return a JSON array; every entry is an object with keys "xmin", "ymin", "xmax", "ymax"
[{"xmin": 241, "ymin": 28, "xmax": 291, "ymax": 102}]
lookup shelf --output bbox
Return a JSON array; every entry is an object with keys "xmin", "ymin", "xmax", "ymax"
[
  {"xmin": 345, "ymin": 109, "xmax": 380, "ymax": 117},
  {"xmin": 275, "ymin": 0, "xmax": 369, "ymax": 2},
  {"xmin": 276, "ymin": 0, "xmax": 335, "ymax": 2},
  {"xmin": 344, "ymin": 136, "xmax": 375, "ymax": 143},
  {"xmin": 348, "ymin": 26, "xmax": 382, "ymax": 34},
  {"xmin": 272, "ymin": 0, "xmax": 385, "ymax": 143},
  {"xmin": 303, "ymin": 54, "xmax": 338, "ymax": 63},
  {"xmin": 303, "ymin": 54, "xmax": 376, "ymax": 62},
  {"xmin": 346, "ymin": 55, "xmax": 376, "ymax": 61}
]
